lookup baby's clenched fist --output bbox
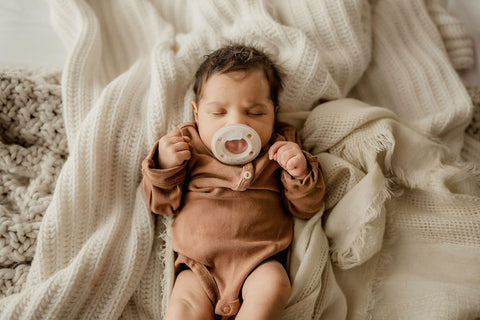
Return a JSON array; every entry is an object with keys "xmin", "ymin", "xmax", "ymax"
[
  {"xmin": 268, "ymin": 141, "xmax": 308, "ymax": 179},
  {"xmin": 157, "ymin": 131, "xmax": 191, "ymax": 169}
]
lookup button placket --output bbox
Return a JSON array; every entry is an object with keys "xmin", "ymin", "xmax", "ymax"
[
  {"xmin": 235, "ymin": 163, "xmax": 254, "ymax": 191},
  {"xmin": 242, "ymin": 163, "xmax": 254, "ymax": 183}
]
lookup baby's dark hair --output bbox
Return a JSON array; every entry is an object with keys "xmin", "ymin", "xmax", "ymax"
[{"xmin": 193, "ymin": 45, "xmax": 283, "ymax": 106}]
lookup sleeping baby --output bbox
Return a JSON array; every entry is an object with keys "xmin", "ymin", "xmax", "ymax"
[{"xmin": 141, "ymin": 45, "xmax": 326, "ymax": 319}]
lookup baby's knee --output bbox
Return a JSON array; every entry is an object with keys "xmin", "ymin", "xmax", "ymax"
[
  {"xmin": 167, "ymin": 296, "xmax": 214, "ymax": 320},
  {"xmin": 267, "ymin": 270, "xmax": 291, "ymax": 302},
  {"xmin": 243, "ymin": 261, "xmax": 292, "ymax": 303},
  {"xmin": 167, "ymin": 270, "xmax": 214, "ymax": 320}
]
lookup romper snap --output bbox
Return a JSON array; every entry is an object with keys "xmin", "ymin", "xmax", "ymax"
[
  {"xmin": 243, "ymin": 171, "xmax": 252, "ymax": 180},
  {"xmin": 211, "ymin": 124, "xmax": 262, "ymax": 165},
  {"xmin": 222, "ymin": 305, "xmax": 231, "ymax": 314}
]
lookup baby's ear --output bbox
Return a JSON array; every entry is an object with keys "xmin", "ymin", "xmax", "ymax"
[
  {"xmin": 191, "ymin": 101, "xmax": 199, "ymax": 121},
  {"xmin": 274, "ymin": 105, "xmax": 280, "ymax": 113}
]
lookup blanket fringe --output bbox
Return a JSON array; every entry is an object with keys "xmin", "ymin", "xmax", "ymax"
[
  {"xmin": 329, "ymin": 177, "xmax": 392, "ymax": 269},
  {"xmin": 326, "ymin": 126, "xmax": 395, "ymax": 269},
  {"xmin": 156, "ymin": 215, "xmax": 174, "ymax": 318}
]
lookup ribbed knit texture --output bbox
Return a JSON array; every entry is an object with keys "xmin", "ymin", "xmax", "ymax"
[
  {"xmin": 0, "ymin": 0, "xmax": 478, "ymax": 319},
  {"xmin": 349, "ymin": 0, "xmax": 473, "ymax": 153},
  {"xmin": 462, "ymin": 86, "xmax": 480, "ymax": 164},
  {"xmin": 427, "ymin": 0, "xmax": 475, "ymax": 71}
]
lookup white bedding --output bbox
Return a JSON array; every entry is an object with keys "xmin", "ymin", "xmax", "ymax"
[
  {"xmin": 0, "ymin": 1, "xmax": 479, "ymax": 319},
  {"xmin": 445, "ymin": 0, "xmax": 480, "ymax": 86},
  {"xmin": 0, "ymin": 0, "xmax": 478, "ymax": 85}
]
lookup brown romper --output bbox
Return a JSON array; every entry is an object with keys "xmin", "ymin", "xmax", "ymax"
[{"xmin": 141, "ymin": 121, "xmax": 325, "ymax": 317}]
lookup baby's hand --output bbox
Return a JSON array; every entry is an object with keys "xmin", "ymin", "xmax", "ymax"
[
  {"xmin": 157, "ymin": 130, "xmax": 191, "ymax": 169},
  {"xmin": 268, "ymin": 141, "xmax": 308, "ymax": 179}
]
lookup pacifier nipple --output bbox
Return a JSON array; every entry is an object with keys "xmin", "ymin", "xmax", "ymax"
[
  {"xmin": 211, "ymin": 124, "xmax": 262, "ymax": 165},
  {"xmin": 225, "ymin": 139, "xmax": 248, "ymax": 154}
]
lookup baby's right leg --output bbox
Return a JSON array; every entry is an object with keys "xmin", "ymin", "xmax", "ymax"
[{"xmin": 166, "ymin": 269, "xmax": 214, "ymax": 320}]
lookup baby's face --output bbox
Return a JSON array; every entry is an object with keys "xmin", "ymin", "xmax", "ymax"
[{"xmin": 191, "ymin": 69, "xmax": 277, "ymax": 153}]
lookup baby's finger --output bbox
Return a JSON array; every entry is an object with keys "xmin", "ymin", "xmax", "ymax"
[
  {"xmin": 172, "ymin": 141, "xmax": 190, "ymax": 152},
  {"xmin": 176, "ymin": 149, "xmax": 191, "ymax": 162},
  {"xmin": 268, "ymin": 141, "xmax": 288, "ymax": 160},
  {"xmin": 161, "ymin": 136, "xmax": 185, "ymax": 148},
  {"xmin": 167, "ymin": 150, "xmax": 191, "ymax": 166},
  {"xmin": 285, "ymin": 154, "xmax": 302, "ymax": 170},
  {"xmin": 166, "ymin": 128, "xmax": 184, "ymax": 138},
  {"xmin": 286, "ymin": 154, "xmax": 308, "ymax": 178},
  {"xmin": 287, "ymin": 166, "xmax": 306, "ymax": 179},
  {"xmin": 276, "ymin": 148, "xmax": 298, "ymax": 166}
]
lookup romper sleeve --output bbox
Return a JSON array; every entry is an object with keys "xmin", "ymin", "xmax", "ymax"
[
  {"xmin": 141, "ymin": 139, "xmax": 187, "ymax": 215},
  {"xmin": 281, "ymin": 151, "xmax": 326, "ymax": 219},
  {"xmin": 276, "ymin": 121, "xmax": 326, "ymax": 219}
]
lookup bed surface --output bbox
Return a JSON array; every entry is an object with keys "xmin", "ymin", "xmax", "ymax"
[
  {"xmin": 1, "ymin": 1, "xmax": 479, "ymax": 319},
  {"xmin": 0, "ymin": 0, "xmax": 66, "ymax": 68},
  {"xmin": 0, "ymin": 0, "xmax": 478, "ymax": 85}
]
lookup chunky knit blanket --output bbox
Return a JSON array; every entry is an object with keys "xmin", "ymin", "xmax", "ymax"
[
  {"xmin": 0, "ymin": 69, "xmax": 66, "ymax": 298},
  {"xmin": 1, "ymin": 0, "xmax": 480, "ymax": 319}
]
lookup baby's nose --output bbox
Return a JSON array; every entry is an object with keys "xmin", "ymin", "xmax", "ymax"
[{"xmin": 228, "ymin": 112, "xmax": 247, "ymax": 125}]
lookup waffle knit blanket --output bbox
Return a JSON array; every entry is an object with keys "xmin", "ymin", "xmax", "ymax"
[{"xmin": 1, "ymin": 0, "xmax": 480, "ymax": 319}]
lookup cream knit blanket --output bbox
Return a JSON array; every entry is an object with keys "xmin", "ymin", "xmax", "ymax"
[{"xmin": 1, "ymin": 0, "xmax": 479, "ymax": 319}]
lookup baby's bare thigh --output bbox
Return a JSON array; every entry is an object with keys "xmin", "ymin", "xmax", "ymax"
[
  {"xmin": 240, "ymin": 259, "xmax": 291, "ymax": 315},
  {"xmin": 167, "ymin": 269, "xmax": 214, "ymax": 320}
]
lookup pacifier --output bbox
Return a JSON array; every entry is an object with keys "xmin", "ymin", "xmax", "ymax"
[{"xmin": 211, "ymin": 124, "xmax": 262, "ymax": 165}]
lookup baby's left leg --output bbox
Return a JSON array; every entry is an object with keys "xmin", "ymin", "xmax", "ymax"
[{"xmin": 235, "ymin": 259, "xmax": 291, "ymax": 320}]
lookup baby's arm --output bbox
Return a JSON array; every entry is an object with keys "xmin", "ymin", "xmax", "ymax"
[
  {"xmin": 270, "ymin": 141, "xmax": 325, "ymax": 219},
  {"xmin": 141, "ymin": 127, "xmax": 191, "ymax": 215}
]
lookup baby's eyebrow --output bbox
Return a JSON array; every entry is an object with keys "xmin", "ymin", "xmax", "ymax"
[
  {"xmin": 247, "ymin": 103, "xmax": 269, "ymax": 109},
  {"xmin": 205, "ymin": 101, "xmax": 226, "ymax": 107},
  {"xmin": 204, "ymin": 101, "xmax": 270, "ymax": 109}
]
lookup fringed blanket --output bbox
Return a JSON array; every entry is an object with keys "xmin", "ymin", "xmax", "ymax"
[{"xmin": 1, "ymin": 0, "xmax": 479, "ymax": 319}]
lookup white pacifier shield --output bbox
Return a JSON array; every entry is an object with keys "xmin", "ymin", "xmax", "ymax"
[{"xmin": 211, "ymin": 124, "xmax": 262, "ymax": 165}]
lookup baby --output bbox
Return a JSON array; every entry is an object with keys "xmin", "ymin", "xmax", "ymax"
[{"xmin": 142, "ymin": 45, "xmax": 325, "ymax": 319}]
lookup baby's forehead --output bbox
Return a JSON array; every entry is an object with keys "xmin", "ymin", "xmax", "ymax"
[
  {"xmin": 202, "ymin": 75, "xmax": 272, "ymax": 103},
  {"xmin": 206, "ymin": 69, "xmax": 268, "ymax": 87},
  {"xmin": 209, "ymin": 68, "xmax": 266, "ymax": 82},
  {"xmin": 195, "ymin": 68, "xmax": 274, "ymax": 106}
]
